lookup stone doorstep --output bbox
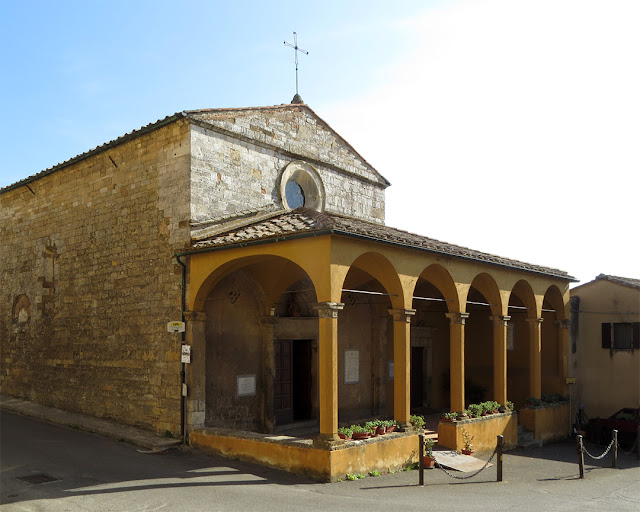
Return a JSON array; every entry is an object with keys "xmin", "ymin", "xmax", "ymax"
[
  {"xmin": 517, "ymin": 425, "xmax": 543, "ymax": 450},
  {"xmin": 0, "ymin": 394, "xmax": 181, "ymax": 452}
]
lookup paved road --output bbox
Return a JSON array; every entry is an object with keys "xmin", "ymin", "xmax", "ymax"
[{"xmin": 1, "ymin": 410, "xmax": 639, "ymax": 512}]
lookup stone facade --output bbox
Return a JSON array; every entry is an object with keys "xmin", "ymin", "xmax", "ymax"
[
  {"xmin": 189, "ymin": 106, "xmax": 387, "ymax": 224},
  {"xmin": 1, "ymin": 104, "xmax": 391, "ymax": 435},
  {"xmin": 1, "ymin": 120, "xmax": 191, "ymax": 434}
]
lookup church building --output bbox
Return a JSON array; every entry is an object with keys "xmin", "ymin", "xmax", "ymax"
[{"xmin": 1, "ymin": 100, "xmax": 574, "ymax": 480}]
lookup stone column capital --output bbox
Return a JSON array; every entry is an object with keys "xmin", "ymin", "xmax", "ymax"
[
  {"xmin": 526, "ymin": 317, "xmax": 544, "ymax": 325},
  {"xmin": 313, "ymin": 302, "xmax": 344, "ymax": 318},
  {"xmin": 490, "ymin": 315, "xmax": 511, "ymax": 327},
  {"xmin": 183, "ymin": 311, "xmax": 207, "ymax": 322},
  {"xmin": 388, "ymin": 308, "xmax": 416, "ymax": 323},
  {"xmin": 445, "ymin": 312, "xmax": 470, "ymax": 325},
  {"xmin": 556, "ymin": 319, "xmax": 571, "ymax": 330}
]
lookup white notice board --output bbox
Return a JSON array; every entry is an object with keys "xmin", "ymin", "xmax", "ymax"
[{"xmin": 344, "ymin": 350, "xmax": 360, "ymax": 384}]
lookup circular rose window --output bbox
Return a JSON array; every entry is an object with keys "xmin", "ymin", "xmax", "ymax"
[{"xmin": 279, "ymin": 161, "xmax": 325, "ymax": 211}]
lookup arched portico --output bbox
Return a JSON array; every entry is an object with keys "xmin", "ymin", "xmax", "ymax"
[{"xmin": 183, "ymin": 225, "xmax": 573, "ymax": 447}]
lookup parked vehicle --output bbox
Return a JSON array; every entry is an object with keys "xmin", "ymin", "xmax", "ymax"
[{"xmin": 588, "ymin": 408, "xmax": 639, "ymax": 448}]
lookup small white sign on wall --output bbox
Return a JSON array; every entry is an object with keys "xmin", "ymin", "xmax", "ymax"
[
  {"xmin": 344, "ymin": 350, "xmax": 360, "ymax": 384},
  {"xmin": 388, "ymin": 361, "xmax": 394, "ymax": 379},
  {"xmin": 237, "ymin": 375, "xmax": 256, "ymax": 397},
  {"xmin": 181, "ymin": 344, "xmax": 191, "ymax": 363}
]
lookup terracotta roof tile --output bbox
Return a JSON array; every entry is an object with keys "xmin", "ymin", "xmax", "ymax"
[
  {"xmin": 595, "ymin": 274, "xmax": 640, "ymax": 290},
  {"xmin": 191, "ymin": 208, "xmax": 573, "ymax": 280}
]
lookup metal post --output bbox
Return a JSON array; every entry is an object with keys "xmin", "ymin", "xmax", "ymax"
[
  {"xmin": 497, "ymin": 435, "xmax": 504, "ymax": 482},
  {"xmin": 637, "ymin": 425, "xmax": 640, "ymax": 461},
  {"xmin": 419, "ymin": 434, "xmax": 424, "ymax": 486},
  {"xmin": 612, "ymin": 430, "xmax": 618, "ymax": 468},
  {"xmin": 577, "ymin": 435, "xmax": 584, "ymax": 479}
]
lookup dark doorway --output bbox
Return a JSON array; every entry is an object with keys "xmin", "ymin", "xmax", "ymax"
[
  {"xmin": 275, "ymin": 340, "xmax": 312, "ymax": 425},
  {"xmin": 411, "ymin": 346, "xmax": 424, "ymax": 409}
]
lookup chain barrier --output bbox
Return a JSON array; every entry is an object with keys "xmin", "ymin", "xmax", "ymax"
[
  {"xmin": 582, "ymin": 438, "xmax": 615, "ymax": 460},
  {"xmin": 617, "ymin": 437, "xmax": 638, "ymax": 456},
  {"xmin": 435, "ymin": 447, "xmax": 498, "ymax": 480}
]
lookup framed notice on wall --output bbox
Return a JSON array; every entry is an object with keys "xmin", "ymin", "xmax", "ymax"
[
  {"xmin": 507, "ymin": 322, "xmax": 515, "ymax": 351},
  {"xmin": 237, "ymin": 375, "xmax": 256, "ymax": 396},
  {"xmin": 344, "ymin": 350, "xmax": 360, "ymax": 384}
]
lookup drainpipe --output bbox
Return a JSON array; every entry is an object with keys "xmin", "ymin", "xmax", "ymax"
[{"xmin": 176, "ymin": 255, "xmax": 187, "ymax": 444}]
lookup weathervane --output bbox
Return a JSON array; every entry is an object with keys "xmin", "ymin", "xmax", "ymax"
[{"xmin": 284, "ymin": 32, "xmax": 308, "ymax": 101}]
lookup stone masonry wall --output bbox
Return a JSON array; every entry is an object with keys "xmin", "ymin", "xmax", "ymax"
[
  {"xmin": 0, "ymin": 119, "xmax": 191, "ymax": 435},
  {"xmin": 189, "ymin": 108, "xmax": 386, "ymax": 224}
]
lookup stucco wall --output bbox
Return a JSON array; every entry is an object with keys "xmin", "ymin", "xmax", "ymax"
[
  {"xmin": 572, "ymin": 280, "xmax": 640, "ymax": 418},
  {"xmin": 0, "ymin": 120, "xmax": 191, "ymax": 434}
]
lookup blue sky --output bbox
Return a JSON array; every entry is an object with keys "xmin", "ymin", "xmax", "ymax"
[{"xmin": 2, "ymin": 0, "xmax": 638, "ymax": 284}]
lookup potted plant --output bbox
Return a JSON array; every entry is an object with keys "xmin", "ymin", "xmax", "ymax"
[
  {"xmin": 350, "ymin": 425, "xmax": 371, "ymax": 440},
  {"xmin": 423, "ymin": 438, "xmax": 436, "ymax": 468},
  {"xmin": 365, "ymin": 420, "xmax": 386, "ymax": 436},
  {"xmin": 338, "ymin": 426, "xmax": 353, "ymax": 440},
  {"xmin": 382, "ymin": 419, "xmax": 397, "ymax": 433},
  {"xmin": 457, "ymin": 409, "xmax": 470, "ymax": 420},
  {"xmin": 441, "ymin": 411, "xmax": 458, "ymax": 422},
  {"xmin": 410, "ymin": 414, "xmax": 426, "ymax": 430},
  {"xmin": 467, "ymin": 403, "xmax": 483, "ymax": 418},
  {"xmin": 461, "ymin": 429, "xmax": 474, "ymax": 455}
]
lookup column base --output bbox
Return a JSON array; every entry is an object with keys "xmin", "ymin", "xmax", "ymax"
[{"xmin": 313, "ymin": 433, "xmax": 342, "ymax": 448}]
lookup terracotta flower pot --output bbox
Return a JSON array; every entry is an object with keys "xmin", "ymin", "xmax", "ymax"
[
  {"xmin": 423, "ymin": 456, "xmax": 436, "ymax": 468},
  {"xmin": 462, "ymin": 449, "xmax": 474, "ymax": 455},
  {"xmin": 376, "ymin": 426, "xmax": 386, "ymax": 435},
  {"xmin": 352, "ymin": 432, "xmax": 370, "ymax": 440}
]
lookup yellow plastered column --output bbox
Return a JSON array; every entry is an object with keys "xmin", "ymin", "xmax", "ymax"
[
  {"xmin": 314, "ymin": 302, "xmax": 344, "ymax": 441},
  {"xmin": 389, "ymin": 308, "xmax": 415, "ymax": 425},
  {"xmin": 526, "ymin": 317, "xmax": 543, "ymax": 399},
  {"xmin": 490, "ymin": 315, "xmax": 510, "ymax": 405},
  {"xmin": 446, "ymin": 312, "xmax": 469, "ymax": 412}
]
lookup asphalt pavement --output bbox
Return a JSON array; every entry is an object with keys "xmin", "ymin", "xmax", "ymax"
[{"xmin": 1, "ymin": 404, "xmax": 639, "ymax": 512}]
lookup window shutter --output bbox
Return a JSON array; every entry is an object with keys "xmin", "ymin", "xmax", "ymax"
[
  {"xmin": 633, "ymin": 322, "xmax": 639, "ymax": 350},
  {"xmin": 601, "ymin": 323, "xmax": 611, "ymax": 349}
]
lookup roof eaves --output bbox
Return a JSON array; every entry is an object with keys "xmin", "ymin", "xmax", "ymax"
[{"xmin": 1, "ymin": 113, "xmax": 186, "ymax": 195}]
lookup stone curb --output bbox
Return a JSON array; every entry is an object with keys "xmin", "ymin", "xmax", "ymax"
[{"xmin": 0, "ymin": 394, "xmax": 181, "ymax": 451}]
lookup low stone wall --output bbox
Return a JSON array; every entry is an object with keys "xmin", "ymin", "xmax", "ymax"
[
  {"xmin": 437, "ymin": 412, "xmax": 518, "ymax": 452},
  {"xmin": 191, "ymin": 428, "xmax": 420, "ymax": 482},
  {"xmin": 519, "ymin": 402, "xmax": 570, "ymax": 442}
]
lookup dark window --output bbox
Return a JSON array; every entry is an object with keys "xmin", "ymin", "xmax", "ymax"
[
  {"xmin": 285, "ymin": 180, "xmax": 305, "ymax": 209},
  {"xmin": 602, "ymin": 322, "xmax": 640, "ymax": 350}
]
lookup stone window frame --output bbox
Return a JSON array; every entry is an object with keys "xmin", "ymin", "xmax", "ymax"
[{"xmin": 279, "ymin": 161, "xmax": 325, "ymax": 212}]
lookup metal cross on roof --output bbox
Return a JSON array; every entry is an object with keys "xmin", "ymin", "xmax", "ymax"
[{"xmin": 284, "ymin": 32, "xmax": 308, "ymax": 98}]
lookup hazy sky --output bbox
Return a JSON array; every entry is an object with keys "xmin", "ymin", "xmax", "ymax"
[{"xmin": 1, "ymin": 0, "xmax": 638, "ymax": 285}]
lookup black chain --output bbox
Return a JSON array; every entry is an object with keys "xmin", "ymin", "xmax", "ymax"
[
  {"xmin": 618, "ymin": 437, "xmax": 638, "ymax": 456},
  {"xmin": 435, "ymin": 448, "xmax": 498, "ymax": 480},
  {"xmin": 582, "ymin": 438, "xmax": 615, "ymax": 460}
]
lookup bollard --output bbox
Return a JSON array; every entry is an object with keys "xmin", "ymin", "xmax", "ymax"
[
  {"xmin": 577, "ymin": 435, "xmax": 584, "ymax": 479},
  {"xmin": 612, "ymin": 430, "xmax": 618, "ymax": 468},
  {"xmin": 419, "ymin": 434, "xmax": 424, "ymax": 486},
  {"xmin": 497, "ymin": 435, "xmax": 504, "ymax": 482}
]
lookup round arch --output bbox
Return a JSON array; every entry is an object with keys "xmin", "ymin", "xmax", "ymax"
[
  {"xmin": 340, "ymin": 252, "xmax": 405, "ymax": 310},
  {"xmin": 467, "ymin": 272, "xmax": 503, "ymax": 316}
]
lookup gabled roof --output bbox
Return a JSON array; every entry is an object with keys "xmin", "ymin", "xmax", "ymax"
[
  {"xmin": 189, "ymin": 208, "xmax": 574, "ymax": 280},
  {"xmin": 186, "ymin": 104, "xmax": 389, "ymax": 187},
  {"xmin": 573, "ymin": 274, "xmax": 640, "ymax": 292},
  {"xmin": 1, "ymin": 103, "xmax": 389, "ymax": 194}
]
